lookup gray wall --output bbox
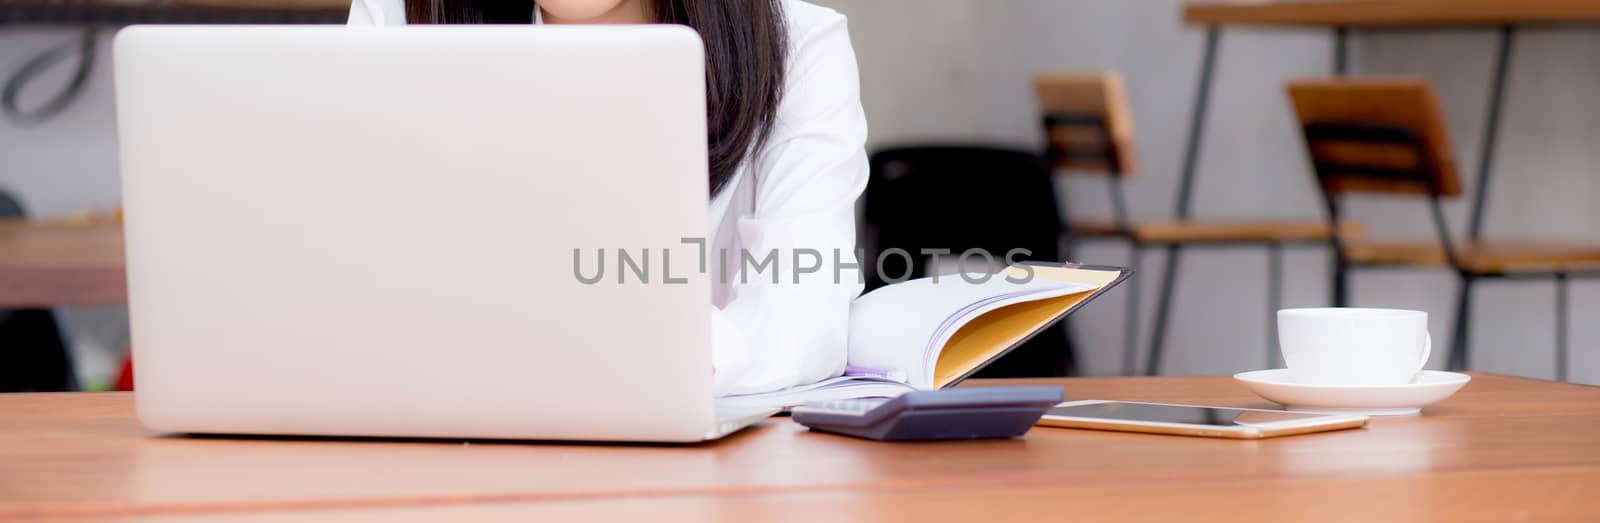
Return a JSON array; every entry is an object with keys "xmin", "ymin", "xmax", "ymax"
[
  {"xmin": 3, "ymin": 2, "xmax": 1597, "ymax": 384},
  {"xmin": 2, "ymin": 29, "xmax": 123, "ymax": 216},
  {"xmin": 814, "ymin": 0, "xmax": 1600, "ymax": 383}
]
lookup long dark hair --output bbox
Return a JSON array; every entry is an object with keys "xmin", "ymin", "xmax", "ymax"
[{"xmin": 405, "ymin": 0, "xmax": 787, "ymax": 196}]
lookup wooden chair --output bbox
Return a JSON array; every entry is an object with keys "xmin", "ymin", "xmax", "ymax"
[
  {"xmin": 1035, "ymin": 72, "xmax": 1362, "ymax": 376},
  {"xmin": 863, "ymin": 146, "xmax": 1076, "ymax": 377},
  {"xmin": 0, "ymin": 190, "xmax": 79, "ymax": 392},
  {"xmin": 1287, "ymin": 77, "xmax": 1600, "ymax": 381}
]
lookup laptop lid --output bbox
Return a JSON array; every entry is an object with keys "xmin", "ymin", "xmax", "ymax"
[{"xmin": 115, "ymin": 26, "xmax": 715, "ymax": 442}]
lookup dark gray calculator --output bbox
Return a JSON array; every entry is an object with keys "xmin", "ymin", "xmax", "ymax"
[{"xmin": 791, "ymin": 386, "xmax": 1064, "ymax": 441}]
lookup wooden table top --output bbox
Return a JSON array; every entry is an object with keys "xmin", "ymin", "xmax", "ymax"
[
  {"xmin": 41, "ymin": 467, "xmax": 1600, "ymax": 522},
  {"xmin": 1184, "ymin": 0, "xmax": 1600, "ymax": 27},
  {"xmin": 4, "ymin": 374, "xmax": 1598, "ymax": 521},
  {"xmin": 0, "ymin": 220, "xmax": 126, "ymax": 308}
]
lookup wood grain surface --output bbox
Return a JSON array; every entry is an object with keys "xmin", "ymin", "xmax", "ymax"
[
  {"xmin": 0, "ymin": 220, "xmax": 127, "ymax": 307},
  {"xmin": 2, "ymin": 374, "xmax": 1597, "ymax": 520}
]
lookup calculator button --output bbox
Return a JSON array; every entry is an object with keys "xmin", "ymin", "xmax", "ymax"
[{"xmin": 799, "ymin": 398, "xmax": 891, "ymax": 416}]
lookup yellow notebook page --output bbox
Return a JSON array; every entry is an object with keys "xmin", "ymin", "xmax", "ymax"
[{"xmin": 931, "ymin": 266, "xmax": 1122, "ymax": 388}]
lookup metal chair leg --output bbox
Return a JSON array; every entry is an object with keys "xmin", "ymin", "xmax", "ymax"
[
  {"xmin": 1060, "ymin": 238, "xmax": 1081, "ymax": 377},
  {"xmin": 1144, "ymin": 244, "xmax": 1183, "ymax": 376},
  {"xmin": 1332, "ymin": 251, "xmax": 1350, "ymax": 307},
  {"xmin": 1061, "ymin": 323, "xmax": 1080, "ymax": 378},
  {"xmin": 1267, "ymin": 243, "xmax": 1284, "ymax": 369},
  {"xmin": 1123, "ymin": 244, "xmax": 1143, "ymax": 376},
  {"xmin": 1449, "ymin": 276, "xmax": 1476, "ymax": 371},
  {"xmin": 1556, "ymin": 273, "xmax": 1570, "ymax": 382}
]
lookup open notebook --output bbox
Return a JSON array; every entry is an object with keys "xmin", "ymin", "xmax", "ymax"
[{"xmin": 719, "ymin": 263, "xmax": 1131, "ymax": 410}]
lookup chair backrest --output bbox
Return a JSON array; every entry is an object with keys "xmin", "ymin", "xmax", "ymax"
[
  {"xmin": 862, "ymin": 145, "xmax": 1062, "ymax": 284},
  {"xmin": 0, "ymin": 190, "xmax": 25, "ymax": 219},
  {"xmin": 861, "ymin": 145, "xmax": 1073, "ymax": 378},
  {"xmin": 1033, "ymin": 72, "xmax": 1137, "ymax": 177},
  {"xmin": 1286, "ymin": 78, "xmax": 1462, "ymax": 198}
]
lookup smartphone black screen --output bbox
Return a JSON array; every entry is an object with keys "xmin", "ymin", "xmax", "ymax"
[{"xmin": 1046, "ymin": 402, "xmax": 1327, "ymax": 426}]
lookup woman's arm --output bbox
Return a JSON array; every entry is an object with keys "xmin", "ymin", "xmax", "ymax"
[
  {"xmin": 347, "ymin": 0, "xmax": 403, "ymax": 26},
  {"xmin": 711, "ymin": 7, "xmax": 869, "ymax": 396}
]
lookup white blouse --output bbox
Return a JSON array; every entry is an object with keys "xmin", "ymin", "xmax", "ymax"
[{"xmin": 347, "ymin": 0, "xmax": 870, "ymax": 396}]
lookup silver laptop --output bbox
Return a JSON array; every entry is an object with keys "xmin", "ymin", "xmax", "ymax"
[{"xmin": 114, "ymin": 26, "xmax": 774, "ymax": 442}]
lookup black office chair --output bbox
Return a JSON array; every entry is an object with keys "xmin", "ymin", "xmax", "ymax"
[
  {"xmin": 861, "ymin": 145, "xmax": 1074, "ymax": 377},
  {"xmin": 0, "ymin": 189, "xmax": 78, "ymax": 392}
]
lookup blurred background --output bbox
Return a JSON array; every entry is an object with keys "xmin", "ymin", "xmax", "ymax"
[{"xmin": 3, "ymin": 0, "xmax": 1597, "ymax": 392}]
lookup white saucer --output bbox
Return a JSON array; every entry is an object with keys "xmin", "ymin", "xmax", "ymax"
[{"xmin": 1233, "ymin": 369, "xmax": 1472, "ymax": 416}]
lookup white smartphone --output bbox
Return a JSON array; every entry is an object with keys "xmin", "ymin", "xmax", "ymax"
[{"xmin": 1037, "ymin": 400, "xmax": 1368, "ymax": 439}]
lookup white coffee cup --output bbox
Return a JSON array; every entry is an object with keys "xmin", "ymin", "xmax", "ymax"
[{"xmin": 1277, "ymin": 308, "xmax": 1431, "ymax": 385}]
